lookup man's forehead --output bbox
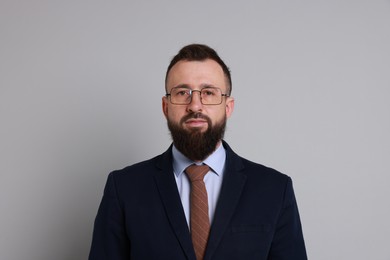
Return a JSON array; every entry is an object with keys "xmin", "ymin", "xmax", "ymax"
[{"xmin": 166, "ymin": 59, "xmax": 226, "ymax": 87}]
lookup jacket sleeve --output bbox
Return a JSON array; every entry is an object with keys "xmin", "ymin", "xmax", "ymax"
[
  {"xmin": 89, "ymin": 172, "xmax": 131, "ymax": 260},
  {"xmin": 268, "ymin": 177, "xmax": 308, "ymax": 260}
]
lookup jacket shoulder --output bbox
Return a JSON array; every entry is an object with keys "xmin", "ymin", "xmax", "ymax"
[
  {"xmin": 109, "ymin": 144, "xmax": 172, "ymax": 181},
  {"xmin": 240, "ymin": 157, "xmax": 290, "ymax": 181},
  {"xmin": 223, "ymin": 141, "xmax": 290, "ymax": 182}
]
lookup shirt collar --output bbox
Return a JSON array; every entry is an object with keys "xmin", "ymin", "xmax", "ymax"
[{"xmin": 172, "ymin": 142, "xmax": 226, "ymax": 177}]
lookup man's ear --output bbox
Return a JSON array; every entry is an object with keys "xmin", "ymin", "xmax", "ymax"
[
  {"xmin": 225, "ymin": 97, "xmax": 235, "ymax": 118},
  {"xmin": 162, "ymin": 96, "xmax": 169, "ymax": 118}
]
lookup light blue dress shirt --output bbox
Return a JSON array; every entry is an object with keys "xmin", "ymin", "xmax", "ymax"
[{"xmin": 172, "ymin": 143, "xmax": 226, "ymax": 226}]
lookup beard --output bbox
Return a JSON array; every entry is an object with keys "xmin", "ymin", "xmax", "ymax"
[{"xmin": 167, "ymin": 112, "xmax": 226, "ymax": 161}]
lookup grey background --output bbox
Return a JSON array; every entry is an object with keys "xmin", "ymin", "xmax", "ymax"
[{"xmin": 1, "ymin": 1, "xmax": 389, "ymax": 259}]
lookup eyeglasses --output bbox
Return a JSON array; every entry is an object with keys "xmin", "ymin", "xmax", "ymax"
[{"xmin": 166, "ymin": 86, "xmax": 230, "ymax": 105}]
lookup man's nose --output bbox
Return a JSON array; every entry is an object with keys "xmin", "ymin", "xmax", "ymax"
[{"xmin": 187, "ymin": 90, "xmax": 203, "ymax": 111}]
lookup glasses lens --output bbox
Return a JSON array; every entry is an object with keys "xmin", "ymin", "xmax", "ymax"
[
  {"xmin": 201, "ymin": 87, "xmax": 222, "ymax": 105},
  {"xmin": 170, "ymin": 87, "xmax": 191, "ymax": 104}
]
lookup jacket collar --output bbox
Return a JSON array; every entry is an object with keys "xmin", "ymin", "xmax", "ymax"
[
  {"xmin": 204, "ymin": 141, "xmax": 247, "ymax": 259},
  {"xmin": 154, "ymin": 145, "xmax": 196, "ymax": 260}
]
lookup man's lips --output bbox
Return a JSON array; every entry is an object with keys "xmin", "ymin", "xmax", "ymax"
[
  {"xmin": 185, "ymin": 118, "xmax": 208, "ymax": 127},
  {"xmin": 180, "ymin": 113, "xmax": 211, "ymax": 129}
]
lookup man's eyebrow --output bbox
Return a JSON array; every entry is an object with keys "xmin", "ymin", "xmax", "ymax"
[
  {"xmin": 174, "ymin": 84, "xmax": 191, "ymax": 89},
  {"xmin": 173, "ymin": 83, "xmax": 217, "ymax": 89},
  {"xmin": 200, "ymin": 84, "xmax": 217, "ymax": 88}
]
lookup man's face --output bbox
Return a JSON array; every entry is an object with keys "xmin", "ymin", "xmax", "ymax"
[{"xmin": 162, "ymin": 59, "xmax": 234, "ymax": 160}]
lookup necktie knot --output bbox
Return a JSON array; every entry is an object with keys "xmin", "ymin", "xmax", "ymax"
[{"xmin": 185, "ymin": 164, "xmax": 210, "ymax": 182}]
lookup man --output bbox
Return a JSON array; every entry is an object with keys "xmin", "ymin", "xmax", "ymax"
[{"xmin": 89, "ymin": 44, "xmax": 307, "ymax": 260}]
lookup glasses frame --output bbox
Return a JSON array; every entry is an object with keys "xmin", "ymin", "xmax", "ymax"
[{"xmin": 166, "ymin": 86, "xmax": 230, "ymax": 105}]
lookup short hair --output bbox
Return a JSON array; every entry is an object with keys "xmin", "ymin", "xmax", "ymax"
[{"xmin": 165, "ymin": 44, "xmax": 232, "ymax": 95}]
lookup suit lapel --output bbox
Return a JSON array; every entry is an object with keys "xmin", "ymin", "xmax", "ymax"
[
  {"xmin": 204, "ymin": 142, "xmax": 247, "ymax": 260},
  {"xmin": 153, "ymin": 147, "xmax": 196, "ymax": 260}
]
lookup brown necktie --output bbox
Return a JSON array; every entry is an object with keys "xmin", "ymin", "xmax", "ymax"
[{"xmin": 185, "ymin": 164, "xmax": 210, "ymax": 260}]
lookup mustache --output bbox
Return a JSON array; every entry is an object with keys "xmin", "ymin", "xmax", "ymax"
[{"xmin": 180, "ymin": 112, "xmax": 211, "ymax": 125}]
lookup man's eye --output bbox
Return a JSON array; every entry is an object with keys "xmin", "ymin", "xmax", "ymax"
[
  {"xmin": 203, "ymin": 90, "xmax": 215, "ymax": 96},
  {"xmin": 176, "ymin": 90, "xmax": 188, "ymax": 96}
]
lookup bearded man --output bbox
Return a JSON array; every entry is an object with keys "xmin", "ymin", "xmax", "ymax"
[{"xmin": 89, "ymin": 44, "xmax": 307, "ymax": 260}]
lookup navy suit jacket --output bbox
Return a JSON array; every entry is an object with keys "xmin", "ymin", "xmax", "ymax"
[{"xmin": 89, "ymin": 142, "xmax": 307, "ymax": 259}]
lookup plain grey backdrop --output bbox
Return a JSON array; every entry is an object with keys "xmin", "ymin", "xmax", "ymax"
[{"xmin": 1, "ymin": 1, "xmax": 389, "ymax": 259}]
